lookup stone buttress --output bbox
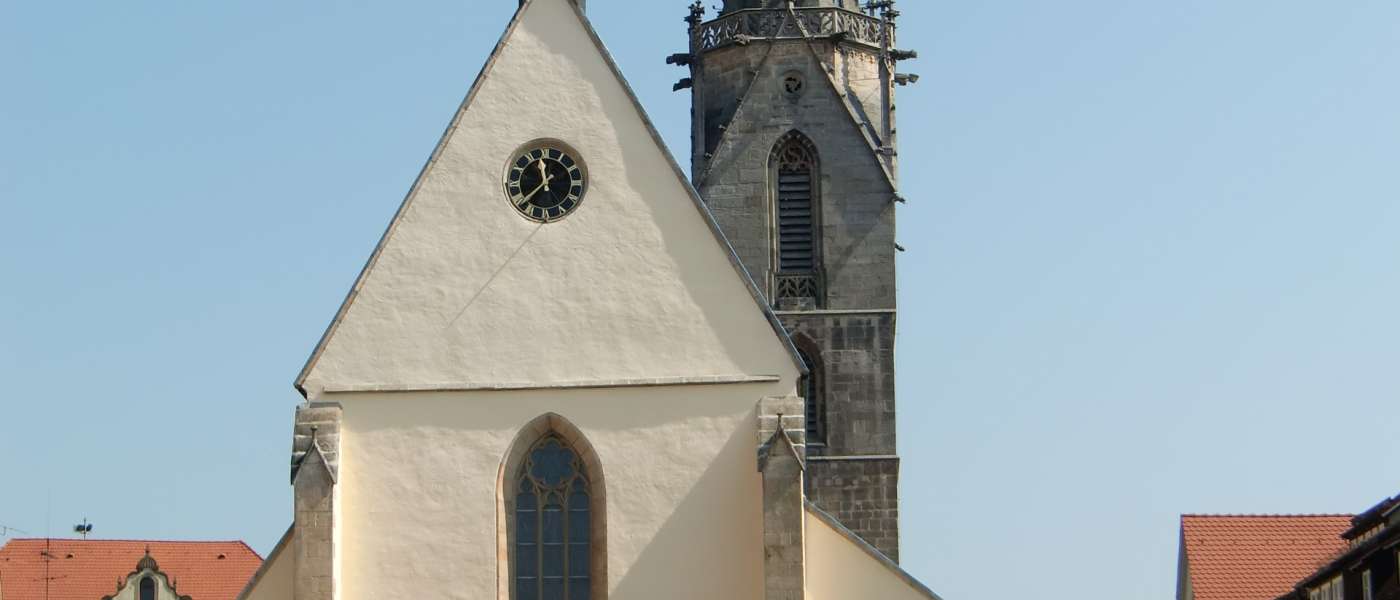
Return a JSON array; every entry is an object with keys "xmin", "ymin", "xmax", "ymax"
[{"xmin": 290, "ymin": 404, "xmax": 341, "ymax": 600}]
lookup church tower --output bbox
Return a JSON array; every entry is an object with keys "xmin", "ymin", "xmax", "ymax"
[{"xmin": 676, "ymin": 0, "xmax": 915, "ymax": 561}]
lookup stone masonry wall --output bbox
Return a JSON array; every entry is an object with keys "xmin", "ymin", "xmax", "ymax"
[
  {"xmin": 292, "ymin": 404, "xmax": 341, "ymax": 600},
  {"xmin": 806, "ymin": 456, "xmax": 900, "ymax": 561},
  {"xmin": 759, "ymin": 396, "xmax": 808, "ymax": 600},
  {"xmin": 781, "ymin": 312, "xmax": 896, "ymax": 456},
  {"xmin": 697, "ymin": 39, "xmax": 896, "ymax": 311}
]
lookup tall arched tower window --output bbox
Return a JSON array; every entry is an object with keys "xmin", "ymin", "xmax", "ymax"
[
  {"xmin": 770, "ymin": 131, "xmax": 823, "ymax": 309},
  {"xmin": 139, "ymin": 577, "xmax": 156, "ymax": 600},
  {"xmin": 501, "ymin": 414, "xmax": 606, "ymax": 600}
]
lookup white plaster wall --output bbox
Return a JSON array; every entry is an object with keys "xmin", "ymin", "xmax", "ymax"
[
  {"xmin": 805, "ymin": 510, "xmax": 935, "ymax": 600},
  {"xmin": 335, "ymin": 384, "xmax": 789, "ymax": 600},
  {"xmin": 239, "ymin": 535, "xmax": 292, "ymax": 600},
  {"xmin": 300, "ymin": 0, "xmax": 796, "ymax": 394}
]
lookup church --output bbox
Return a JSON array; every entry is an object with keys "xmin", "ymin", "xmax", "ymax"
[{"xmin": 238, "ymin": 1, "xmax": 935, "ymax": 599}]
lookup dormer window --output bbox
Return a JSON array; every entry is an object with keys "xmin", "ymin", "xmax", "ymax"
[
  {"xmin": 1309, "ymin": 575, "xmax": 1344, "ymax": 600},
  {"xmin": 140, "ymin": 576, "xmax": 156, "ymax": 600}
]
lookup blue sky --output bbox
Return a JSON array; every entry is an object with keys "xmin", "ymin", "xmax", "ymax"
[{"xmin": 2, "ymin": 1, "xmax": 1397, "ymax": 599}]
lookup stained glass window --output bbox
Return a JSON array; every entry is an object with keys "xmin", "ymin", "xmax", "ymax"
[{"xmin": 516, "ymin": 435, "xmax": 591, "ymax": 600}]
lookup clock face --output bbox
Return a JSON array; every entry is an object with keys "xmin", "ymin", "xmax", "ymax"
[{"xmin": 504, "ymin": 144, "xmax": 587, "ymax": 223}]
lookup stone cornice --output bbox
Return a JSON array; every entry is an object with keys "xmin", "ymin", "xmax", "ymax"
[
  {"xmin": 695, "ymin": 7, "xmax": 892, "ymax": 52},
  {"xmin": 319, "ymin": 374, "xmax": 783, "ymax": 394}
]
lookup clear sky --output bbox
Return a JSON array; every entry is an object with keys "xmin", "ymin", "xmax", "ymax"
[{"xmin": 2, "ymin": 1, "xmax": 1397, "ymax": 599}]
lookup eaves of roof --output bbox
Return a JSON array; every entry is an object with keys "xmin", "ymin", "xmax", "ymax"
[{"xmin": 1291, "ymin": 521, "xmax": 1400, "ymax": 593}]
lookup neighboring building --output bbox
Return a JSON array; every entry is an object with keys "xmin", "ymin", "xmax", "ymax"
[
  {"xmin": 1177, "ymin": 515, "xmax": 1352, "ymax": 600},
  {"xmin": 1277, "ymin": 494, "xmax": 1400, "ymax": 600},
  {"xmin": 0, "ymin": 539, "xmax": 261, "ymax": 600},
  {"xmin": 239, "ymin": 0, "xmax": 936, "ymax": 599}
]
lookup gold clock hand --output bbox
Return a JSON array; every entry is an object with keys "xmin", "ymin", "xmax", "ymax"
[
  {"xmin": 520, "ymin": 182, "xmax": 548, "ymax": 205},
  {"xmin": 519, "ymin": 170, "xmax": 558, "ymax": 205}
]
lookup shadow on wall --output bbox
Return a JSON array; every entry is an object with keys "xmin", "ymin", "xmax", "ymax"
[
  {"xmin": 691, "ymin": 44, "xmax": 896, "ymax": 308},
  {"xmin": 337, "ymin": 387, "xmax": 768, "ymax": 599},
  {"xmin": 609, "ymin": 401, "xmax": 765, "ymax": 600},
  {"xmin": 569, "ymin": 27, "xmax": 798, "ymax": 380}
]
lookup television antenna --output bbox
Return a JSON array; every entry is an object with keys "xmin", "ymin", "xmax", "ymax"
[
  {"xmin": 73, "ymin": 518, "xmax": 93, "ymax": 539},
  {"xmin": 1, "ymin": 522, "xmax": 31, "ymax": 538}
]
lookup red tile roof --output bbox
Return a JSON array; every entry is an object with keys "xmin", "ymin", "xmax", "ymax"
[
  {"xmin": 1181, "ymin": 515, "xmax": 1353, "ymax": 600},
  {"xmin": 0, "ymin": 539, "xmax": 261, "ymax": 600}
]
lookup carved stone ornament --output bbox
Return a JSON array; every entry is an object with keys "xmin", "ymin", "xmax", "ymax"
[{"xmin": 694, "ymin": 7, "xmax": 892, "ymax": 52}]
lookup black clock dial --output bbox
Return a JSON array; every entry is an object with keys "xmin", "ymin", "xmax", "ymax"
[{"xmin": 505, "ymin": 145, "xmax": 587, "ymax": 223}]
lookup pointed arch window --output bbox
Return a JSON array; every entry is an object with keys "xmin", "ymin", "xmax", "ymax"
[
  {"xmin": 771, "ymin": 131, "xmax": 822, "ymax": 309},
  {"xmin": 797, "ymin": 348, "xmax": 826, "ymax": 448},
  {"xmin": 139, "ymin": 577, "xmax": 156, "ymax": 600},
  {"xmin": 507, "ymin": 426, "xmax": 602, "ymax": 600}
]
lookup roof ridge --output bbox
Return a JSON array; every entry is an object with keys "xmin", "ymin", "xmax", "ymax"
[
  {"xmin": 4, "ymin": 538, "xmax": 256, "ymax": 545},
  {"xmin": 1182, "ymin": 514, "xmax": 1355, "ymax": 519},
  {"xmin": 232, "ymin": 539, "xmax": 264, "ymax": 561}
]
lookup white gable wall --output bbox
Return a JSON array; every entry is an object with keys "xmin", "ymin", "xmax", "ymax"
[
  {"xmin": 334, "ymin": 384, "xmax": 782, "ymax": 600},
  {"xmin": 237, "ymin": 530, "xmax": 292, "ymax": 600},
  {"xmin": 805, "ymin": 508, "xmax": 940, "ymax": 600},
  {"xmin": 298, "ymin": 0, "xmax": 797, "ymax": 396},
  {"xmin": 291, "ymin": 0, "xmax": 807, "ymax": 598}
]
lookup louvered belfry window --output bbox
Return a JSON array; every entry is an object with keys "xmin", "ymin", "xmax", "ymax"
[
  {"xmin": 772, "ymin": 132, "xmax": 822, "ymax": 307},
  {"xmin": 776, "ymin": 140, "xmax": 817, "ymax": 272}
]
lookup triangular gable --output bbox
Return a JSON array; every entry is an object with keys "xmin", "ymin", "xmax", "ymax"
[{"xmin": 296, "ymin": 0, "xmax": 804, "ymax": 396}]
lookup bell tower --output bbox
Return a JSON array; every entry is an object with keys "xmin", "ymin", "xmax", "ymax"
[{"xmin": 673, "ymin": 0, "xmax": 917, "ymax": 561}]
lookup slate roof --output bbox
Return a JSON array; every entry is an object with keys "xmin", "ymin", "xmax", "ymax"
[
  {"xmin": 1181, "ymin": 515, "xmax": 1353, "ymax": 600},
  {"xmin": 0, "ymin": 539, "xmax": 261, "ymax": 600}
]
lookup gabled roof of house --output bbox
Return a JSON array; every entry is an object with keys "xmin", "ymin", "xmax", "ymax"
[
  {"xmin": 1288, "ymin": 491, "xmax": 1400, "ymax": 595},
  {"xmin": 1181, "ymin": 515, "xmax": 1352, "ymax": 600},
  {"xmin": 0, "ymin": 538, "xmax": 261, "ymax": 600}
]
